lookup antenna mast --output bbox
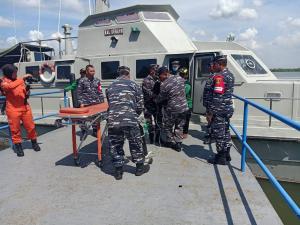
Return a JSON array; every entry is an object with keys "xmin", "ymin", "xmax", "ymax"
[{"xmin": 95, "ymin": 0, "xmax": 110, "ymax": 14}]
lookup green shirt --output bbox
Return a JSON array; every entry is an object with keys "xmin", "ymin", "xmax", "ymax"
[{"xmin": 185, "ymin": 80, "xmax": 192, "ymax": 109}]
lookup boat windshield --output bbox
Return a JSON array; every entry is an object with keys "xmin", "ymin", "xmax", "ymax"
[
  {"xmin": 231, "ymin": 54, "xmax": 267, "ymax": 75},
  {"xmin": 142, "ymin": 11, "xmax": 172, "ymax": 21}
]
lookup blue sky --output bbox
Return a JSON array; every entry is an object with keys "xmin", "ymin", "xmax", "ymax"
[{"xmin": 0, "ymin": 0, "xmax": 299, "ymax": 68}]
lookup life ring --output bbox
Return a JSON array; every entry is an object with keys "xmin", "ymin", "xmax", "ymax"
[{"xmin": 39, "ymin": 62, "xmax": 56, "ymax": 83}]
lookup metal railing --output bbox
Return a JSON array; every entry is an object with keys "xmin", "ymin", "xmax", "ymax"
[
  {"xmin": 230, "ymin": 94, "xmax": 300, "ymax": 219},
  {"xmin": 0, "ymin": 90, "xmax": 68, "ymax": 147}
]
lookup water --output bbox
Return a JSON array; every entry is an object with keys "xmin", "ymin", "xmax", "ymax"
[{"xmin": 258, "ymin": 179, "xmax": 300, "ymax": 225}]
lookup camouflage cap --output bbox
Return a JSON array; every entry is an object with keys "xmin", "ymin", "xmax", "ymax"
[{"xmin": 157, "ymin": 66, "xmax": 168, "ymax": 75}]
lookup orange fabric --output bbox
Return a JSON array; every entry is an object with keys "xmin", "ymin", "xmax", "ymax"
[
  {"xmin": 7, "ymin": 105, "xmax": 37, "ymax": 144},
  {"xmin": 1, "ymin": 77, "xmax": 37, "ymax": 143},
  {"xmin": 59, "ymin": 102, "xmax": 108, "ymax": 118},
  {"xmin": 1, "ymin": 77, "xmax": 27, "ymax": 112}
]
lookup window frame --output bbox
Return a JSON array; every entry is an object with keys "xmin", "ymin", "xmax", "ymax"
[
  {"xmin": 231, "ymin": 54, "xmax": 267, "ymax": 76},
  {"xmin": 141, "ymin": 11, "xmax": 172, "ymax": 22},
  {"xmin": 115, "ymin": 12, "xmax": 140, "ymax": 24},
  {"xmin": 25, "ymin": 66, "xmax": 41, "ymax": 81},
  {"xmin": 135, "ymin": 58, "xmax": 157, "ymax": 79},
  {"xmin": 56, "ymin": 65, "xmax": 71, "ymax": 80}
]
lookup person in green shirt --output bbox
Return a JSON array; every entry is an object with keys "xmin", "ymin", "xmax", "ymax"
[{"xmin": 179, "ymin": 68, "xmax": 192, "ymax": 138}]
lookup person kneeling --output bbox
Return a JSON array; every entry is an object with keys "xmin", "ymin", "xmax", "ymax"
[{"xmin": 0, "ymin": 64, "xmax": 40, "ymax": 157}]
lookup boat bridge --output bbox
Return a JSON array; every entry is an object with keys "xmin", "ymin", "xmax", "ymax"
[{"xmin": 0, "ymin": 91, "xmax": 299, "ymax": 225}]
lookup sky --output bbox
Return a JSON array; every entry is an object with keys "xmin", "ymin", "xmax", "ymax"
[{"xmin": 0, "ymin": 0, "xmax": 299, "ymax": 68}]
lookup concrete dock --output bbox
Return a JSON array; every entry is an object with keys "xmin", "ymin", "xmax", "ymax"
[{"xmin": 0, "ymin": 123, "xmax": 283, "ymax": 225}]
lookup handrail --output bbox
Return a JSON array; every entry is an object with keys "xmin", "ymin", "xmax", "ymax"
[
  {"xmin": 0, "ymin": 90, "xmax": 67, "ymax": 147},
  {"xmin": 230, "ymin": 93, "xmax": 300, "ymax": 219}
]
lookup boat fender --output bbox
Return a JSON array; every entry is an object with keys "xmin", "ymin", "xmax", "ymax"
[
  {"xmin": 213, "ymin": 74, "xmax": 225, "ymax": 94},
  {"xmin": 39, "ymin": 63, "xmax": 56, "ymax": 83}
]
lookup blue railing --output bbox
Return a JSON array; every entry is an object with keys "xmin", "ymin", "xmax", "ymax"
[
  {"xmin": 0, "ymin": 90, "xmax": 68, "ymax": 147},
  {"xmin": 230, "ymin": 94, "xmax": 300, "ymax": 219}
]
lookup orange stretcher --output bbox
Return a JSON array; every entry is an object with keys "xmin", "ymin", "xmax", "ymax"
[{"xmin": 58, "ymin": 102, "xmax": 108, "ymax": 167}]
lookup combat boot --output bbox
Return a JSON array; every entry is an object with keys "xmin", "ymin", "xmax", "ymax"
[
  {"xmin": 15, "ymin": 143, "xmax": 24, "ymax": 157},
  {"xmin": 172, "ymin": 142, "xmax": 183, "ymax": 152},
  {"xmin": 155, "ymin": 132, "xmax": 160, "ymax": 146},
  {"xmin": 31, "ymin": 139, "xmax": 41, "ymax": 152},
  {"xmin": 208, "ymin": 152, "xmax": 227, "ymax": 165},
  {"xmin": 226, "ymin": 147, "xmax": 231, "ymax": 162},
  {"xmin": 114, "ymin": 167, "xmax": 123, "ymax": 180},
  {"xmin": 135, "ymin": 163, "xmax": 150, "ymax": 176}
]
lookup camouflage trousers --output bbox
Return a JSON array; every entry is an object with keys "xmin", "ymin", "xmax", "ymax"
[
  {"xmin": 108, "ymin": 126, "xmax": 145, "ymax": 168},
  {"xmin": 211, "ymin": 115, "xmax": 232, "ymax": 152},
  {"xmin": 144, "ymin": 107, "xmax": 162, "ymax": 136},
  {"xmin": 162, "ymin": 110, "xmax": 187, "ymax": 144}
]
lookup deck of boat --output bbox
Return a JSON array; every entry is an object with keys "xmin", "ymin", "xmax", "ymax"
[{"xmin": 0, "ymin": 123, "xmax": 283, "ymax": 225}]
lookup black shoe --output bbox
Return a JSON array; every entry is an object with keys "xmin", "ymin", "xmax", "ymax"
[
  {"xmin": 114, "ymin": 167, "xmax": 123, "ymax": 180},
  {"xmin": 92, "ymin": 128, "xmax": 97, "ymax": 138},
  {"xmin": 208, "ymin": 152, "xmax": 227, "ymax": 165},
  {"xmin": 204, "ymin": 134, "xmax": 211, "ymax": 139},
  {"xmin": 148, "ymin": 133, "xmax": 154, "ymax": 144},
  {"xmin": 155, "ymin": 133, "xmax": 160, "ymax": 145},
  {"xmin": 15, "ymin": 143, "xmax": 24, "ymax": 157},
  {"xmin": 31, "ymin": 139, "xmax": 41, "ymax": 152},
  {"xmin": 172, "ymin": 142, "xmax": 182, "ymax": 152},
  {"xmin": 135, "ymin": 163, "xmax": 150, "ymax": 176}
]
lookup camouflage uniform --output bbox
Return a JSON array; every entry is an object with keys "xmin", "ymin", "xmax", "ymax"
[
  {"xmin": 203, "ymin": 75, "xmax": 214, "ymax": 140},
  {"xmin": 208, "ymin": 68, "xmax": 234, "ymax": 153},
  {"xmin": 77, "ymin": 77, "xmax": 105, "ymax": 106},
  {"xmin": 158, "ymin": 75, "xmax": 188, "ymax": 145},
  {"xmin": 142, "ymin": 74, "xmax": 160, "ymax": 142},
  {"xmin": 106, "ymin": 76, "xmax": 145, "ymax": 168}
]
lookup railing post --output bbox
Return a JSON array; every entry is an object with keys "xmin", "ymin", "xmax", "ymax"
[
  {"xmin": 241, "ymin": 102, "xmax": 248, "ymax": 172},
  {"xmin": 63, "ymin": 90, "xmax": 68, "ymax": 107},
  {"xmin": 269, "ymin": 98, "xmax": 273, "ymax": 127}
]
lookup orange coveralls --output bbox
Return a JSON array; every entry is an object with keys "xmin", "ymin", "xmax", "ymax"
[{"xmin": 1, "ymin": 77, "xmax": 37, "ymax": 144}]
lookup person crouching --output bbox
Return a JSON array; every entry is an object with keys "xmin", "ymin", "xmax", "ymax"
[{"xmin": 0, "ymin": 64, "xmax": 40, "ymax": 157}]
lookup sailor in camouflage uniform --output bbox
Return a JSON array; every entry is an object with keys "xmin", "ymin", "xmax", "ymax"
[
  {"xmin": 157, "ymin": 66, "xmax": 188, "ymax": 152},
  {"xmin": 77, "ymin": 65, "xmax": 104, "ymax": 137},
  {"xmin": 77, "ymin": 65, "xmax": 105, "ymax": 107},
  {"xmin": 106, "ymin": 66, "xmax": 148, "ymax": 180},
  {"xmin": 207, "ymin": 55, "xmax": 235, "ymax": 165},
  {"xmin": 142, "ymin": 64, "xmax": 159, "ymax": 144},
  {"xmin": 202, "ymin": 59, "xmax": 217, "ymax": 144}
]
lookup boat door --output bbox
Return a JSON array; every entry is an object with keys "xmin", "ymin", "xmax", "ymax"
[{"xmin": 192, "ymin": 54, "xmax": 215, "ymax": 114}]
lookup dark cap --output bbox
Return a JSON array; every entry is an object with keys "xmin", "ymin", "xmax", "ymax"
[
  {"xmin": 149, "ymin": 64, "xmax": 159, "ymax": 71},
  {"xmin": 80, "ymin": 68, "xmax": 85, "ymax": 73},
  {"xmin": 214, "ymin": 55, "xmax": 227, "ymax": 62},
  {"xmin": 171, "ymin": 60, "xmax": 180, "ymax": 65},
  {"xmin": 1, "ymin": 64, "xmax": 18, "ymax": 78},
  {"xmin": 157, "ymin": 66, "xmax": 168, "ymax": 75},
  {"xmin": 117, "ymin": 66, "xmax": 130, "ymax": 75}
]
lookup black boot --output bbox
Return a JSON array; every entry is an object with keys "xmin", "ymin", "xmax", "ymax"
[
  {"xmin": 114, "ymin": 167, "xmax": 123, "ymax": 180},
  {"xmin": 208, "ymin": 152, "xmax": 227, "ymax": 165},
  {"xmin": 31, "ymin": 139, "xmax": 41, "ymax": 152},
  {"xmin": 135, "ymin": 163, "xmax": 150, "ymax": 176},
  {"xmin": 149, "ymin": 133, "xmax": 154, "ymax": 144},
  {"xmin": 172, "ymin": 142, "xmax": 182, "ymax": 152},
  {"xmin": 15, "ymin": 143, "xmax": 24, "ymax": 157},
  {"xmin": 226, "ymin": 147, "xmax": 231, "ymax": 162},
  {"xmin": 155, "ymin": 132, "xmax": 161, "ymax": 146}
]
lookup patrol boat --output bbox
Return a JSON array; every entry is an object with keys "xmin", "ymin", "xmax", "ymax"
[{"xmin": 0, "ymin": 1, "xmax": 299, "ymax": 182}]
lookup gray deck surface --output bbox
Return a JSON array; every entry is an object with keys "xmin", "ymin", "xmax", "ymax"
[{"xmin": 0, "ymin": 123, "xmax": 283, "ymax": 225}]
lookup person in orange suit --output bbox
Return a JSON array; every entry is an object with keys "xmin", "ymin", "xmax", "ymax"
[{"xmin": 0, "ymin": 64, "xmax": 41, "ymax": 157}]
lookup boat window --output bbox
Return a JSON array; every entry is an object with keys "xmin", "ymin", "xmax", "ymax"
[
  {"xmin": 232, "ymin": 54, "xmax": 267, "ymax": 75},
  {"xmin": 25, "ymin": 66, "xmax": 40, "ymax": 81},
  {"xmin": 57, "ymin": 65, "xmax": 71, "ymax": 80},
  {"xmin": 136, "ymin": 59, "xmax": 157, "ymax": 79},
  {"xmin": 142, "ymin": 11, "xmax": 172, "ymax": 21},
  {"xmin": 34, "ymin": 52, "xmax": 46, "ymax": 61},
  {"xmin": 195, "ymin": 56, "xmax": 214, "ymax": 78},
  {"xmin": 94, "ymin": 18, "xmax": 112, "ymax": 27},
  {"xmin": 101, "ymin": 61, "xmax": 120, "ymax": 80},
  {"xmin": 169, "ymin": 57, "xmax": 190, "ymax": 73},
  {"xmin": 116, "ymin": 12, "xmax": 140, "ymax": 23}
]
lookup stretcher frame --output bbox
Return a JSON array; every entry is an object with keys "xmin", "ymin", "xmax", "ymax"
[{"xmin": 58, "ymin": 103, "xmax": 108, "ymax": 168}]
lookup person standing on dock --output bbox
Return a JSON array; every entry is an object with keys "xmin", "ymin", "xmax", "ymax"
[
  {"xmin": 142, "ymin": 64, "xmax": 159, "ymax": 144},
  {"xmin": 0, "ymin": 64, "xmax": 41, "ymax": 157},
  {"xmin": 207, "ymin": 55, "xmax": 235, "ymax": 165},
  {"xmin": 157, "ymin": 66, "xmax": 188, "ymax": 152},
  {"xmin": 106, "ymin": 66, "xmax": 148, "ymax": 180},
  {"xmin": 77, "ymin": 65, "xmax": 104, "ymax": 137}
]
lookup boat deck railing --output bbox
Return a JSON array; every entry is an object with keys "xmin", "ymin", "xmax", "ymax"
[
  {"xmin": 0, "ymin": 90, "xmax": 68, "ymax": 147},
  {"xmin": 230, "ymin": 94, "xmax": 300, "ymax": 219}
]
